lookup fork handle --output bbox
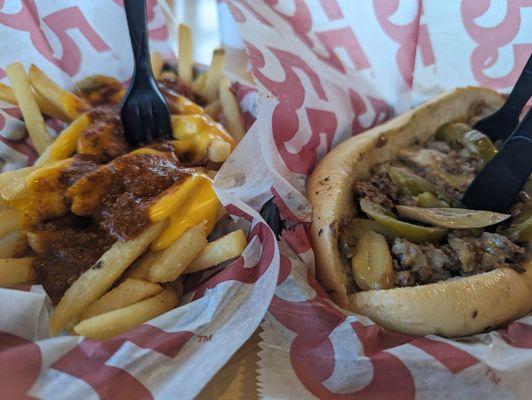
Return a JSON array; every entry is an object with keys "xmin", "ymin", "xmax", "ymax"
[
  {"xmin": 499, "ymin": 54, "xmax": 532, "ymax": 115},
  {"xmin": 124, "ymin": 0, "xmax": 153, "ymax": 81},
  {"xmin": 508, "ymin": 107, "xmax": 532, "ymax": 141}
]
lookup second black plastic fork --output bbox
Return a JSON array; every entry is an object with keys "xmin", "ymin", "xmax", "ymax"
[
  {"xmin": 472, "ymin": 54, "xmax": 532, "ymax": 142},
  {"xmin": 120, "ymin": 0, "xmax": 172, "ymax": 146}
]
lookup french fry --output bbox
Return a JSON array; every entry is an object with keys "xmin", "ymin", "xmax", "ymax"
[
  {"xmin": 178, "ymin": 24, "xmax": 193, "ymax": 85},
  {"xmin": 0, "ymin": 82, "xmax": 17, "ymax": 104},
  {"xmin": 33, "ymin": 91, "xmax": 70, "ymax": 120},
  {"xmin": 0, "ymin": 174, "xmax": 30, "ymax": 201},
  {"xmin": 187, "ymin": 230, "xmax": 246, "ymax": 273},
  {"xmin": 204, "ymin": 99, "xmax": 222, "ymax": 118},
  {"xmin": 0, "ymin": 231, "xmax": 27, "ymax": 258},
  {"xmin": 49, "ymin": 221, "xmax": 166, "ymax": 335},
  {"xmin": 76, "ymin": 74, "xmax": 122, "ymax": 92},
  {"xmin": 81, "ymin": 278, "xmax": 162, "ymax": 319},
  {"xmin": 26, "ymin": 231, "xmax": 50, "ymax": 254},
  {"xmin": 215, "ymin": 203, "xmax": 228, "ymax": 222},
  {"xmin": 150, "ymin": 51, "xmax": 165, "ymax": 79},
  {"xmin": 0, "ymin": 166, "xmax": 36, "ymax": 190},
  {"xmin": 146, "ymin": 223, "xmax": 207, "ymax": 282},
  {"xmin": 124, "ymin": 250, "xmax": 159, "ymax": 280},
  {"xmin": 35, "ymin": 113, "xmax": 91, "ymax": 166},
  {"xmin": 219, "ymin": 78, "xmax": 245, "ymax": 142},
  {"xmin": 191, "ymin": 72, "xmax": 208, "ymax": 95},
  {"xmin": 208, "ymin": 139, "xmax": 231, "ymax": 163},
  {"xmin": 0, "ymin": 82, "xmax": 68, "ymax": 120},
  {"xmin": 0, "ymin": 209, "xmax": 21, "ymax": 238},
  {"xmin": 0, "ymin": 257, "xmax": 35, "ymax": 286},
  {"xmin": 0, "ymin": 168, "xmax": 32, "ymax": 206},
  {"xmin": 203, "ymin": 49, "xmax": 226, "ymax": 102},
  {"xmin": 73, "ymin": 287, "xmax": 178, "ymax": 339},
  {"xmin": 6, "ymin": 63, "xmax": 53, "ymax": 153},
  {"xmin": 28, "ymin": 64, "xmax": 90, "ymax": 121}
]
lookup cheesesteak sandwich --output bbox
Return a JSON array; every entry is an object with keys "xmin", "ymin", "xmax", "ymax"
[{"xmin": 308, "ymin": 87, "xmax": 532, "ymax": 337}]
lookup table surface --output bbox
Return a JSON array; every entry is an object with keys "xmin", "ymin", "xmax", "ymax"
[{"xmin": 197, "ymin": 332, "xmax": 260, "ymax": 399}]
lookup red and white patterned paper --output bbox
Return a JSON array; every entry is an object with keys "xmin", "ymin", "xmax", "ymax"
[
  {"xmin": 0, "ymin": 2, "xmax": 280, "ymax": 399},
  {"xmin": 226, "ymin": 1, "xmax": 532, "ymax": 399}
]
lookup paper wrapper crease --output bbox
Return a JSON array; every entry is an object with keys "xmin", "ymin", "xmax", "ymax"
[
  {"xmin": 225, "ymin": 1, "xmax": 532, "ymax": 399},
  {"xmin": 0, "ymin": 1, "xmax": 279, "ymax": 399}
]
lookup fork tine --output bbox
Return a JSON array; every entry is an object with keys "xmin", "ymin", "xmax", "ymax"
[
  {"xmin": 130, "ymin": 101, "xmax": 143, "ymax": 147},
  {"xmin": 154, "ymin": 99, "xmax": 173, "ymax": 140},
  {"xmin": 140, "ymin": 102, "xmax": 154, "ymax": 144}
]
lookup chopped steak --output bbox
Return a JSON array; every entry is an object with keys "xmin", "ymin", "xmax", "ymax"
[
  {"xmin": 391, "ymin": 239, "xmax": 454, "ymax": 285},
  {"xmin": 353, "ymin": 180, "xmax": 394, "ymax": 209},
  {"xmin": 354, "ymin": 172, "xmax": 415, "ymax": 209},
  {"xmin": 391, "ymin": 233, "xmax": 525, "ymax": 287},
  {"xmin": 449, "ymin": 232, "xmax": 524, "ymax": 275}
]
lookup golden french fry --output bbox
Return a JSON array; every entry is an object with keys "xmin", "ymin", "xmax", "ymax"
[
  {"xmin": 215, "ymin": 203, "xmax": 228, "ymax": 223},
  {"xmin": 33, "ymin": 91, "xmax": 70, "ymax": 120},
  {"xmin": 0, "ymin": 257, "xmax": 35, "ymax": 286},
  {"xmin": 207, "ymin": 139, "xmax": 231, "ymax": 163},
  {"xmin": 147, "ymin": 223, "xmax": 207, "ymax": 282},
  {"xmin": 76, "ymin": 74, "xmax": 122, "ymax": 92},
  {"xmin": 0, "ymin": 166, "xmax": 36, "ymax": 190},
  {"xmin": 73, "ymin": 287, "xmax": 179, "ymax": 339},
  {"xmin": 0, "ymin": 82, "xmax": 17, "ymax": 104},
  {"xmin": 0, "ymin": 82, "xmax": 68, "ymax": 120},
  {"xmin": 0, "ymin": 209, "xmax": 21, "ymax": 238},
  {"xmin": 82, "ymin": 278, "xmax": 163, "ymax": 319},
  {"xmin": 26, "ymin": 231, "xmax": 49, "ymax": 254},
  {"xmin": 219, "ymin": 78, "xmax": 245, "ymax": 142},
  {"xmin": 35, "ymin": 113, "xmax": 91, "ymax": 166},
  {"xmin": 1, "ymin": 173, "xmax": 31, "ymax": 201},
  {"xmin": 178, "ymin": 24, "xmax": 193, "ymax": 85},
  {"xmin": 28, "ymin": 64, "xmax": 90, "ymax": 121},
  {"xmin": 6, "ymin": 63, "xmax": 53, "ymax": 153},
  {"xmin": 187, "ymin": 229, "xmax": 246, "ymax": 273},
  {"xmin": 49, "ymin": 221, "xmax": 166, "ymax": 335},
  {"xmin": 204, "ymin": 99, "xmax": 222, "ymax": 118},
  {"xmin": 151, "ymin": 51, "xmax": 165, "ymax": 79},
  {"xmin": 203, "ymin": 49, "xmax": 226, "ymax": 102},
  {"xmin": 191, "ymin": 72, "xmax": 208, "ymax": 95},
  {"xmin": 124, "ymin": 250, "xmax": 159, "ymax": 280},
  {"xmin": 0, "ymin": 231, "xmax": 28, "ymax": 258}
]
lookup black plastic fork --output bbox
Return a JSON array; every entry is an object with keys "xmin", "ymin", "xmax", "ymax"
[
  {"xmin": 462, "ymin": 108, "xmax": 532, "ymax": 213},
  {"xmin": 472, "ymin": 54, "xmax": 532, "ymax": 142},
  {"xmin": 120, "ymin": 0, "xmax": 172, "ymax": 146}
]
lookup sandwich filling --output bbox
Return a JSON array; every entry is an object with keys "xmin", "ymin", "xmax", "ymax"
[{"xmin": 340, "ymin": 121, "xmax": 531, "ymax": 291}]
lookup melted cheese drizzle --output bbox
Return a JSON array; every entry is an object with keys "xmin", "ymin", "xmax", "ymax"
[{"xmin": 148, "ymin": 173, "xmax": 219, "ymax": 251}]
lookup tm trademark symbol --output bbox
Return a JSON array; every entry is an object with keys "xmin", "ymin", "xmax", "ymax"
[
  {"xmin": 197, "ymin": 335, "xmax": 213, "ymax": 343},
  {"xmin": 485, "ymin": 367, "xmax": 501, "ymax": 385}
]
